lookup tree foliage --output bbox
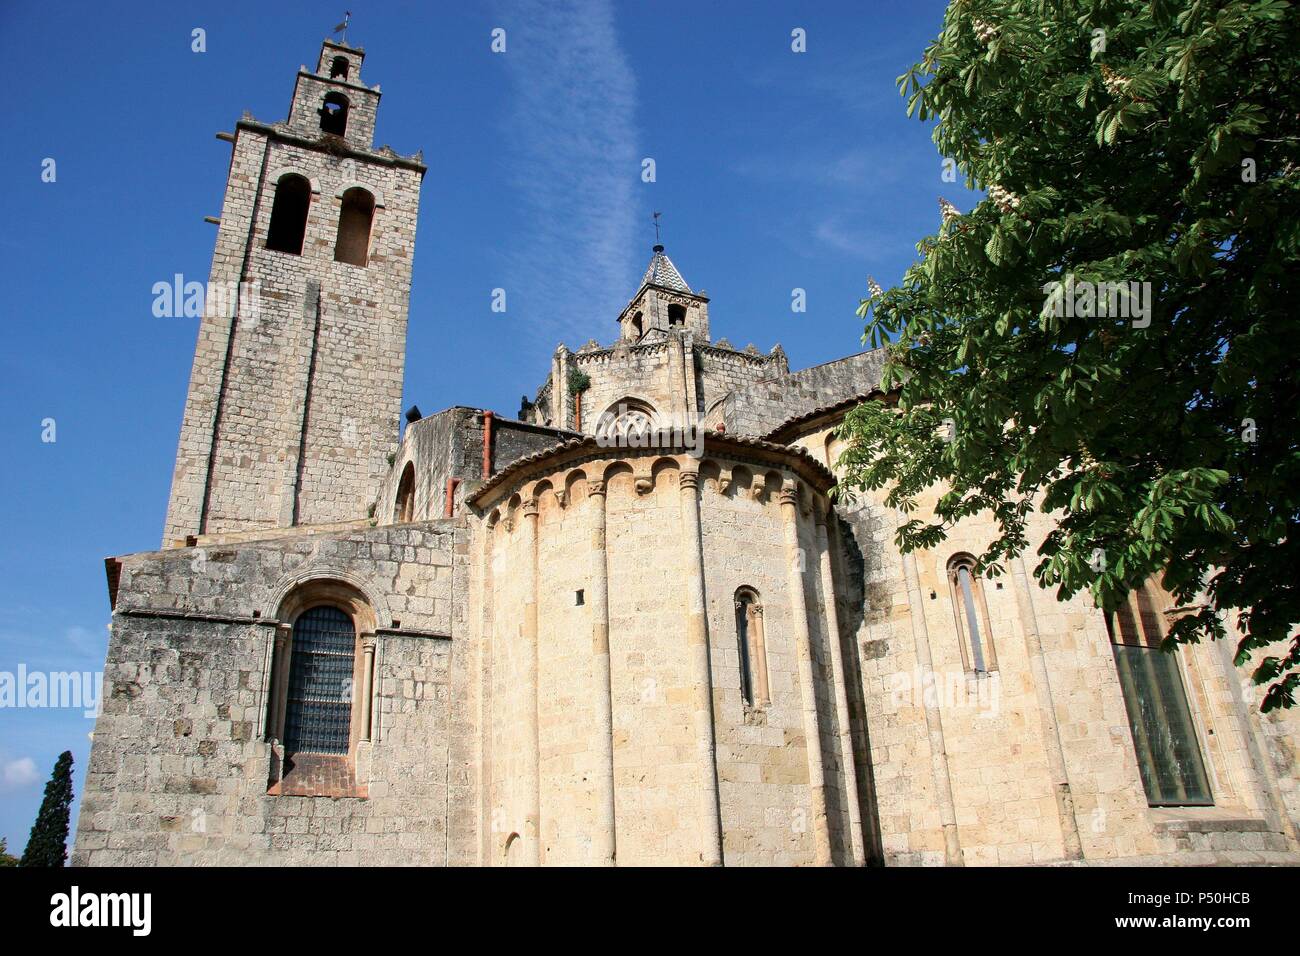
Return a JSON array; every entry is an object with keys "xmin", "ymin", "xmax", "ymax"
[
  {"xmin": 840, "ymin": 0, "xmax": 1300, "ymax": 709},
  {"xmin": 20, "ymin": 751, "xmax": 74, "ymax": 867}
]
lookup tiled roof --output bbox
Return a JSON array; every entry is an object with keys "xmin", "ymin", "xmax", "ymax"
[
  {"xmin": 641, "ymin": 245, "xmax": 691, "ymax": 293},
  {"xmin": 764, "ymin": 391, "xmax": 893, "ymax": 444}
]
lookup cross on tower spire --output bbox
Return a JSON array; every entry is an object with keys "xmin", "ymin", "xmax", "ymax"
[{"xmin": 652, "ymin": 210, "xmax": 662, "ymax": 245}]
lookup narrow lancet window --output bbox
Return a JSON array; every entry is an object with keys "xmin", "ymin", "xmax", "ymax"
[
  {"xmin": 735, "ymin": 588, "xmax": 769, "ymax": 707},
  {"xmin": 947, "ymin": 555, "xmax": 997, "ymax": 674}
]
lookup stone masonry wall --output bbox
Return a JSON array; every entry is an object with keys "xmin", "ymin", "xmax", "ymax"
[
  {"xmin": 531, "ymin": 336, "xmax": 785, "ymax": 435},
  {"xmin": 288, "ymin": 45, "xmax": 380, "ymax": 150},
  {"xmin": 695, "ymin": 344, "xmax": 787, "ymax": 421},
  {"xmin": 791, "ymin": 418, "xmax": 1300, "ymax": 865},
  {"xmin": 473, "ymin": 443, "xmax": 853, "ymax": 865},
  {"xmin": 73, "ymin": 520, "xmax": 468, "ymax": 866},
  {"xmin": 708, "ymin": 349, "xmax": 888, "ymax": 438},
  {"xmin": 374, "ymin": 408, "xmax": 575, "ymax": 524},
  {"xmin": 571, "ymin": 340, "xmax": 677, "ymax": 430},
  {"xmin": 163, "ymin": 61, "xmax": 423, "ymax": 546},
  {"xmin": 698, "ymin": 465, "xmax": 828, "ymax": 865}
]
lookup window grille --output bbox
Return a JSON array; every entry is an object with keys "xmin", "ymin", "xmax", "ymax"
[
  {"xmin": 285, "ymin": 605, "xmax": 355, "ymax": 754},
  {"xmin": 1111, "ymin": 644, "xmax": 1213, "ymax": 805},
  {"xmin": 1108, "ymin": 584, "xmax": 1212, "ymax": 806}
]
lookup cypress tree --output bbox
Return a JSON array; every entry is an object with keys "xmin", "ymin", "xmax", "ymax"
[{"xmin": 20, "ymin": 750, "xmax": 74, "ymax": 867}]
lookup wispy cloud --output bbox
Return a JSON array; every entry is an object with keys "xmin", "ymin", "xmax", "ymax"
[
  {"xmin": 1, "ymin": 757, "xmax": 38, "ymax": 794},
  {"xmin": 496, "ymin": 0, "xmax": 640, "ymax": 348},
  {"xmin": 813, "ymin": 216, "xmax": 891, "ymax": 262}
]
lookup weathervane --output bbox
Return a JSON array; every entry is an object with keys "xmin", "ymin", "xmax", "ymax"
[
  {"xmin": 332, "ymin": 11, "xmax": 352, "ymax": 44},
  {"xmin": 652, "ymin": 210, "xmax": 662, "ymax": 245}
]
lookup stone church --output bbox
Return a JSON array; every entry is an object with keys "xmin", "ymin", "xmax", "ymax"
[{"xmin": 74, "ymin": 40, "xmax": 1300, "ymax": 866}]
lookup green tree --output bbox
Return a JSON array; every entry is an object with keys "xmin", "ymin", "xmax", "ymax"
[
  {"xmin": 20, "ymin": 751, "xmax": 74, "ymax": 867},
  {"xmin": 0, "ymin": 837, "xmax": 18, "ymax": 867},
  {"xmin": 841, "ymin": 0, "xmax": 1299, "ymax": 710}
]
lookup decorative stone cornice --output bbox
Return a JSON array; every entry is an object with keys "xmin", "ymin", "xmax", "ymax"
[
  {"xmin": 233, "ymin": 118, "xmax": 426, "ymax": 174},
  {"xmin": 467, "ymin": 434, "xmax": 834, "ymax": 513},
  {"xmin": 779, "ymin": 480, "xmax": 799, "ymax": 508},
  {"xmin": 696, "ymin": 343, "xmax": 778, "ymax": 365}
]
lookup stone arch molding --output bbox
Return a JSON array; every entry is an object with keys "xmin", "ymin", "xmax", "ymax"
[
  {"xmin": 266, "ymin": 168, "xmax": 321, "ymax": 194},
  {"xmin": 334, "ymin": 181, "xmax": 385, "ymax": 207},
  {"xmin": 265, "ymin": 563, "xmax": 392, "ymax": 629}
]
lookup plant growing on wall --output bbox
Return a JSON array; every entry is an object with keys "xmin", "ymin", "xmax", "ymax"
[{"xmin": 567, "ymin": 369, "xmax": 591, "ymax": 396}]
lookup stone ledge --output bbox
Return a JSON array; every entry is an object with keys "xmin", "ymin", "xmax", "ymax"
[
  {"xmin": 1151, "ymin": 813, "xmax": 1274, "ymax": 835},
  {"xmin": 1040, "ymin": 849, "xmax": 1300, "ymax": 867}
]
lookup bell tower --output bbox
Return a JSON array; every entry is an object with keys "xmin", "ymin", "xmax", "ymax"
[
  {"xmin": 162, "ymin": 39, "xmax": 426, "ymax": 546},
  {"xmin": 286, "ymin": 41, "xmax": 380, "ymax": 149},
  {"xmin": 616, "ymin": 245, "xmax": 711, "ymax": 343}
]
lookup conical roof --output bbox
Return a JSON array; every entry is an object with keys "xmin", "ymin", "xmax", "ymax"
[{"xmin": 640, "ymin": 244, "xmax": 691, "ymax": 293}]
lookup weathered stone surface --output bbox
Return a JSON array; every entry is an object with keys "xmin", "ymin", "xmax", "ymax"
[
  {"xmin": 163, "ymin": 39, "xmax": 425, "ymax": 546},
  {"xmin": 76, "ymin": 39, "xmax": 1300, "ymax": 868}
]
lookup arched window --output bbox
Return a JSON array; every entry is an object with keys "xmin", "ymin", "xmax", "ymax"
[
  {"xmin": 394, "ymin": 462, "xmax": 415, "ymax": 523},
  {"xmin": 265, "ymin": 173, "xmax": 311, "ymax": 255},
  {"xmin": 1107, "ymin": 580, "xmax": 1212, "ymax": 806},
  {"xmin": 284, "ymin": 606, "xmax": 356, "ymax": 755},
  {"xmin": 824, "ymin": 434, "xmax": 845, "ymax": 472},
  {"xmin": 595, "ymin": 398, "xmax": 657, "ymax": 444},
  {"xmin": 320, "ymin": 92, "xmax": 349, "ymax": 135},
  {"xmin": 735, "ymin": 587, "xmax": 769, "ymax": 707},
  {"xmin": 667, "ymin": 303, "xmax": 686, "ymax": 328},
  {"xmin": 631, "ymin": 311, "xmax": 643, "ymax": 339},
  {"xmin": 329, "ymin": 55, "xmax": 350, "ymax": 79},
  {"xmin": 334, "ymin": 187, "xmax": 375, "ymax": 266},
  {"xmin": 947, "ymin": 555, "xmax": 997, "ymax": 674}
]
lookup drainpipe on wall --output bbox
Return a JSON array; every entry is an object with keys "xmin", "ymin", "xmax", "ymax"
[
  {"xmin": 482, "ymin": 410, "xmax": 494, "ymax": 479},
  {"xmin": 444, "ymin": 478, "xmax": 460, "ymax": 518}
]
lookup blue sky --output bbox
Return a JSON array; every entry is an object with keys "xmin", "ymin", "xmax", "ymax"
[{"xmin": 0, "ymin": 0, "xmax": 977, "ymax": 855}]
